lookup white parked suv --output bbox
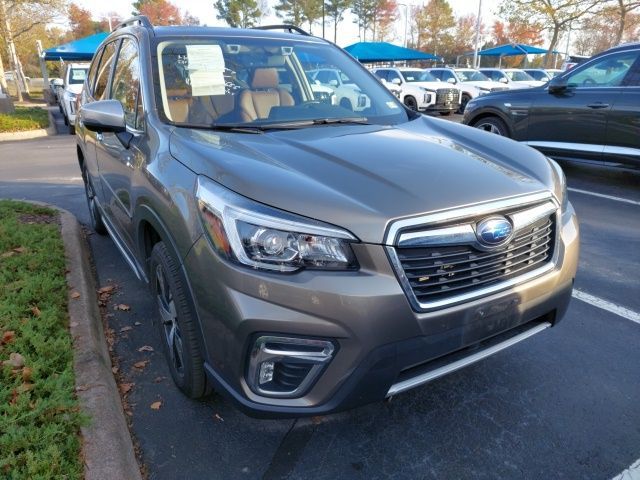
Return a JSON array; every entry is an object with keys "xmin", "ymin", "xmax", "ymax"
[
  {"xmin": 308, "ymin": 68, "xmax": 371, "ymax": 111},
  {"xmin": 372, "ymin": 67, "xmax": 461, "ymax": 115},
  {"xmin": 479, "ymin": 68, "xmax": 546, "ymax": 89},
  {"xmin": 61, "ymin": 62, "xmax": 90, "ymax": 134},
  {"xmin": 427, "ymin": 68, "xmax": 508, "ymax": 113}
]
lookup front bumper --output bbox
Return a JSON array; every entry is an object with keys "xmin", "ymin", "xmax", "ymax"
[{"xmin": 184, "ymin": 203, "xmax": 579, "ymax": 418}]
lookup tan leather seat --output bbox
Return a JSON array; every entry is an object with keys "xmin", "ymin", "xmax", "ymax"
[
  {"xmin": 239, "ymin": 68, "xmax": 294, "ymax": 122},
  {"xmin": 197, "ymin": 94, "xmax": 235, "ymax": 121},
  {"xmin": 166, "ymin": 88, "xmax": 191, "ymax": 123}
]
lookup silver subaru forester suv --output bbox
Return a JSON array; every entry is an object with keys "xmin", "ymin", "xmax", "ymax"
[{"xmin": 75, "ymin": 17, "xmax": 579, "ymax": 417}]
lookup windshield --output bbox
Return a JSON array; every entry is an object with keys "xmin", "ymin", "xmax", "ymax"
[
  {"xmin": 505, "ymin": 70, "xmax": 535, "ymax": 82},
  {"xmin": 455, "ymin": 69, "xmax": 489, "ymax": 82},
  {"xmin": 154, "ymin": 37, "xmax": 409, "ymax": 128},
  {"xmin": 68, "ymin": 68, "xmax": 88, "ymax": 85},
  {"xmin": 400, "ymin": 70, "xmax": 438, "ymax": 83}
]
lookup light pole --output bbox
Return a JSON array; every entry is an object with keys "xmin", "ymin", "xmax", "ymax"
[
  {"xmin": 398, "ymin": 3, "xmax": 410, "ymax": 48},
  {"xmin": 472, "ymin": 0, "xmax": 482, "ymax": 68}
]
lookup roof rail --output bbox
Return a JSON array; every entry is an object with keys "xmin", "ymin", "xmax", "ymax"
[
  {"xmin": 253, "ymin": 24, "xmax": 310, "ymax": 36},
  {"xmin": 115, "ymin": 15, "xmax": 153, "ymax": 32}
]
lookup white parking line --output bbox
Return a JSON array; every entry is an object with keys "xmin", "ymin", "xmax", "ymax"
[
  {"xmin": 611, "ymin": 457, "xmax": 640, "ymax": 480},
  {"xmin": 572, "ymin": 290, "xmax": 640, "ymax": 325},
  {"xmin": 568, "ymin": 187, "xmax": 640, "ymax": 207}
]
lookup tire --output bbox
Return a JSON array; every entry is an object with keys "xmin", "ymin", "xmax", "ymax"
[
  {"xmin": 439, "ymin": 110, "xmax": 453, "ymax": 116},
  {"xmin": 339, "ymin": 98, "xmax": 353, "ymax": 111},
  {"xmin": 458, "ymin": 94, "xmax": 471, "ymax": 114},
  {"xmin": 150, "ymin": 242, "xmax": 209, "ymax": 399},
  {"xmin": 472, "ymin": 116, "xmax": 509, "ymax": 137},
  {"xmin": 404, "ymin": 96, "xmax": 418, "ymax": 111},
  {"xmin": 81, "ymin": 165, "xmax": 107, "ymax": 235}
]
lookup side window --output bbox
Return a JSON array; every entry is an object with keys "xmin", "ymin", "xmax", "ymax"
[
  {"xmin": 110, "ymin": 38, "xmax": 143, "ymax": 130},
  {"xmin": 567, "ymin": 51, "xmax": 640, "ymax": 88},
  {"xmin": 373, "ymin": 70, "xmax": 387, "ymax": 81},
  {"xmin": 94, "ymin": 40, "xmax": 119, "ymax": 100},
  {"xmin": 442, "ymin": 71, "xmax": 455, "ymax": 82},
  {"xmin": 86, "ymin": 48, "xmax": 103, "ymax": 95}
]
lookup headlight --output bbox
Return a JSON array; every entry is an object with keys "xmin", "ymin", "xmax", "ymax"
[
  {"xmin": 548, "ymin": 158, "xmax": 567, "ymax": 211},
  {"xmin": 478, "ymin": 87, "xmax": 490, "ymax": 96},
  {"xmin": 196, "ymin": 176, "xmax": 358, "ymax": 272}
]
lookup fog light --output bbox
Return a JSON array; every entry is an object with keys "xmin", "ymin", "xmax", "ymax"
[
  {"xmin": 247, "ymin": 336, "xmax": 335, "ymax": 398},
  {"xmin": 259, "ymin": 361, "xmax": 275, "ymax": 384}
]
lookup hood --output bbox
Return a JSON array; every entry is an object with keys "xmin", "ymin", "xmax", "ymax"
[
  {"xmin": 170, "ymin": 117, "xmax": 554, "ymax": 244},
  {"xmin": 410, "ymin": 81, "xmax": 455, "ymax": 91},
  {"xmin": 463, "ymin": 80, "xmax": 505, "ymax": 90}
]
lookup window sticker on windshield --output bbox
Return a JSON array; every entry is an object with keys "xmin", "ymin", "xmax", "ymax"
[
  {"xmin": 186, "ymin": 44, "xmax": 226, "ymax": 96},
  {"xmin": 386, "ymin": 101, "xmax": 399, "ymax": 109},
  {"xmin": 71, "ymin": 69, "xmax": 87, "ymax": 80}
]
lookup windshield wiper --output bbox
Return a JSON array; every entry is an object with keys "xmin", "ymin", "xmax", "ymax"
[
  {"xmin": 205, "ymin": 117, "xmax": 371, "ymax": 133},
  {"xmin": 309, "ymin": 117, "xmax": 371, "ymax": 125}
]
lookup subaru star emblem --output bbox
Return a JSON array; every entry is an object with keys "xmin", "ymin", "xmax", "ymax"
[{"xmin": 476, "ymin": 216, "xmax": 514, "ymax": 247}]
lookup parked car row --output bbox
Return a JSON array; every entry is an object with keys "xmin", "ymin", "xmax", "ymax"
[{"xmin": 54, "ymin": 62, "xmax": 90, "ymax": 134}]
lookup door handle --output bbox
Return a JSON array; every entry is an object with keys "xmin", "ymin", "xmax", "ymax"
[
  {"xmin": 96, "ymin": 133, "xmax": 103, "ymax": 142},
  {"xmin": 587, "ymin": 103, "xmax": 609, "ymax": 109}
]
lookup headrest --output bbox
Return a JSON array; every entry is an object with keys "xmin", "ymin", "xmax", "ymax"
[{"xmin": 251, "ymin": 68, "xmax": 279, "ymax": 89}]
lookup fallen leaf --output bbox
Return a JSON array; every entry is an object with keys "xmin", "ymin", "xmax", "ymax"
[
  {"xmin": 111, "ymin": 366, "xmax": 119, "ymax": 374},
  {"xmin": 98, "ymin": 285, "xmax": 115, "ymax": 294},
  {"xmin": 153, "ymin": 376, "xmax": 166, "ymax": 383},
  {"xmin": 214, "ymin": 413, "xmax": 224, "ymax": 422},
  {"xmin": 138, "ymin": 345, "xmax": 154, "ymax": 352},
  {"xmin": 150, "ymin": 401, "xmax": 162, "ymax": 410},
  {"xmin": 75, "ymin": 385, "xmax": 89, "ymax": 392},
  {"xmin": 119, "ymin": 383, "xmax": 134, "ymax": 395},
  {"xmin": 133, "ymin": 360, "xmax": 149, "ymax": 369},
  {"xmin": 71, "ymin": 291, "xmax": 81, "ymax": 299},
  {"xmin": 9, "ymin": 389, "xmax": 18, "ymax": 405},
  {"xmin": 120, "ymin": 326, "xmax": 133, "ymax": 333},
  {"xmin": 30, "ymin": 306, "xmax": 41, "ymax": 317},
  {"xmin": 17, "ymin": 383, "xmax": 34, "ymax": 393},
  {"xmin": 115, "ymin": 304, "xmax": 131, "ymax": 311},
  {"xmin": 22, "ymin": 367, "xmax": 32, "ymax": 382},
  {"xmin": 1, "ymin": 331, "xmax": 15, "ymax": 345},
  {"xmin": 311, "ymin": 416, "xmax": 324, "ymax": 425},
  {"xmin": 12, "ymin": 247, "xmax": 27, "ymax": 254},
  {"xmin": 69, "ymin": 321, "xmax": 78, "ymax": 328},
  {"xmin": 2, "ymin": 352, "xmax": 25, "ymax": 368},
  {"xmin": 1, "ymin": 251, "xmax": 15, "ymax": 258}
]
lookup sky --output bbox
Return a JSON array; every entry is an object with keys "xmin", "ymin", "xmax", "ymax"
[{"xmin": 74, "ymin": 0, "xmax": 501, "ymax": 47}]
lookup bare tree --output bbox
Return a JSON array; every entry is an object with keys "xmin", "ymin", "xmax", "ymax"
[{"xmin": 499, "ymin": 0, "xmax": 605, "ymax": 66}]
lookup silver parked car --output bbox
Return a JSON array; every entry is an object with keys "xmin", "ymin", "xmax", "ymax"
[{"xmin": 75, "ymin": 17, "xmax": 579, "ymax": 417}]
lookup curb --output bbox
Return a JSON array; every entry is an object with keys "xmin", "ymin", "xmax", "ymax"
[
  {"xmin": 0, "ymin": 108, "xmax": 57, "ymax": 142},
  {"xmin": 15, "ymin": 200, "xmax": 142, "ymax": 480}
]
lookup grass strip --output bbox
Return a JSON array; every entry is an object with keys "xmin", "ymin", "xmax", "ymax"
[
  {"xmin": 0, "ymin": 107, "xmax": 49, "ymax": 133},
  {"xmin": 0, "ymin": 200, "xmax": 83, "ymax": 479}
]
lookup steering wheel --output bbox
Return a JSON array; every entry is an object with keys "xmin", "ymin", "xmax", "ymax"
[{"xmin": 582, "ymin": 77, "xmax": 596, "ymax": 86}]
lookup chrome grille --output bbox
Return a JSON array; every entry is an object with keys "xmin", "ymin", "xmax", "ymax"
[
  {"xmin": 435, "ymin": 88, "xmax": 457, "ymax": 106},
  {"xmin": 398, "ymin": 216, "xmax": 553, "ymax": 303},
  {"xmin": 386, "ymin": 194, "xmax": 559, "ymax": 311}
]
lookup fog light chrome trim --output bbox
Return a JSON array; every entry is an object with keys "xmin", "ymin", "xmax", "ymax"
[{"xmin": 247, "ymin": 336, "xmax": 335, "ymax": 398}]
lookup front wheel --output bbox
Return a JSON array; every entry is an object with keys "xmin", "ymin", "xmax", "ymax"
[
  {"xmin": 439, "ymin": 110, "xmax": 453, "ymax": 116},
  {"xmin": 458, "ymin": 94, "xmax": 471, "ymax": 114},
  {"xmin": 472, "ymin": 116, "xmax": 509, "ymax": 137},
  {"xmin": 403, "ymin": 96, "xmax": 418, "ymax": 111},
  {"xmin": 82, "ymin": 166, "xmax": 107, "ymax": 235},
  {"xmin": 150, "ymin": 242, "xmax": 209, "ymax": 399}
]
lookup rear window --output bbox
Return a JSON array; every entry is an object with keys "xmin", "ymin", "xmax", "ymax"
[{"xmin": 68, "ymin": 68, "xmax": 88, "ymax": 85}]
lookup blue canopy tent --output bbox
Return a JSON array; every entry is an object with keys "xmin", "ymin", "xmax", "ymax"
[
  {"xmin": 476, "ymin": 43, "xmax": 550, "ymax": 68},
  {"xmin": 344, "ymin": 42, "xmax": 439, "ymax": 63},
  {"xmin": 43, "ymin": 32, "xmax": 109, "ymax": 61}
]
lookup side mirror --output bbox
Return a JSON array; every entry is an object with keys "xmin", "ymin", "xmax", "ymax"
[
  {"xmin": 499, "ymin": 77, "xmax": 508, "ymax": 84},
  {"xmin": 548, "ymin": 75, "xmax": 568, "ymax": 94},
  {"xmin": 80, "ymin": 100, "xmax": 126, "ymax": 133},
  {"xmin": 391, "ymin": 77, "xmax": 401, "ymax": 85},
  {"xmin": 446, "ymin": 77, "xmax": 456, "ymax": 84}
]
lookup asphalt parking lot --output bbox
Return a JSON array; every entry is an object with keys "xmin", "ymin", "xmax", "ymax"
[{"xmin": 1, "ymin": 124, "xmax": 639, "ymax": 480}]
